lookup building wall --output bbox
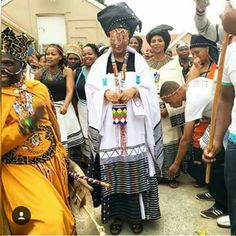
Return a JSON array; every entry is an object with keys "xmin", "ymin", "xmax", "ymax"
[{"xmin": 2, "ymin": 0, "xmax": 109, "ymax": 49}]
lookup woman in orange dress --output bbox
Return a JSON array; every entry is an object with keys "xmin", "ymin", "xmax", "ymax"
[{"xmin": 1, "ymin": 27, "xmax": 75, "ymax": 235}]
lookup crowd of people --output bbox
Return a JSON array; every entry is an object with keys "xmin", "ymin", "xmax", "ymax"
[{"xmin": 1, "ymin": 0, "xmax": 236, "ymax": 235}]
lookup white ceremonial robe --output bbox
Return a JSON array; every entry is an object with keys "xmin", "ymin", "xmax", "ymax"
[{"xmin": 85, "ymin": 46, "xmax": 163, "ymax": 223}]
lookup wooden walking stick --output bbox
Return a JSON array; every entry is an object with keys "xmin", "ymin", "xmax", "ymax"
[{"xmin": 205, "ymin": 32, "xmax": 229, "ymax": 184}]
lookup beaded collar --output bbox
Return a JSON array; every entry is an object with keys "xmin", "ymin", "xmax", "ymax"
[{"xmin": 44, "ymin": 68, "xmax": 63, "ymax": 81}]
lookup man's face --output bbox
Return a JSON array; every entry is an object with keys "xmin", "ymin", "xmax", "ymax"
[
  {"xmin": 162, "ymin": 93, "xmax": 183, "ymax": 108},
  {"xmin": 109, "ymin": 28, "xmax": 129, "ymax": 55},
  {"xmin": 177, "ymin": 46, "xmax": 190, "ymax": 60},
  {"xmin": 1, "ymin": 53, "xmax": 23, "ymax": 86}
]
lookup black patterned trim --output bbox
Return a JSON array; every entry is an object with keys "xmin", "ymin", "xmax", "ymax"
[
  {"xmin": 169, "ymin": 112, "xmax": 185, "ymax": 127},
  {"xmin": 88, "ymin": 126, "xmax": 101, "ymax": 153},
  {"xmin": 2, "ymin": 126, "xmax": 56, "ymax": 165}
]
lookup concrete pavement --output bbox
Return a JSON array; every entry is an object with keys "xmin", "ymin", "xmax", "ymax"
[{"xmin": 92, "ymin": 174, "xmax": 230, "ymax": 235}]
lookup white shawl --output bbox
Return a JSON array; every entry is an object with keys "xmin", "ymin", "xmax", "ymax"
[{"xmin": 85, "ymin": 46, "xmax": 162, "ymax": 158}]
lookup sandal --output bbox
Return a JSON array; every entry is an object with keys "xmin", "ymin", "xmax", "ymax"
[
  {"xmin": 131, "ymin": 222, "xmax": 143, "ymax": 235},
  {"xmin": 169, "ymin": 180, "xmax": 179, "ymax": 188},
  {"xmin": 110, "ymin": 219, "xmax": 122, "ymax": 235}
]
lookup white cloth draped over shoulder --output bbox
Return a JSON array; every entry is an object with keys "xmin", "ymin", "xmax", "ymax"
[{"xmin": 155, "ymin": 56, "xmax": 185, "ymax": 178}]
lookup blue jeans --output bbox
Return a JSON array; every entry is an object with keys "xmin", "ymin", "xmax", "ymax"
[{"xmin": 225, "ymin": 141, "xmax": 236, "ymax": 235}]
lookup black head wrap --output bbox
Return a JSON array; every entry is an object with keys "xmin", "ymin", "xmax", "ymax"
[
  {"xmin": 97, "ymin": 2, "xmax": 142, "ymax": 36},
  {"xmin": 146, "ymin": 24, "xmax": 173, "ymax": 52},
  {"xmin": 190, "ymin": 34, "xmax": 219, "ymax": 64}
]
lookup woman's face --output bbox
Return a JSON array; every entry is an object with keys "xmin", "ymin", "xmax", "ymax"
[
  {"xmin": 150, "ymin": 35, "xmax": 165, "ymax": 54},
  {"xmin": 190, "ymin": 47, "xmax": 209, "ymax": 65},
  {"xmin": 45, "ymin": 47, "xmax": 62, "ymax": 67},
  {"xmin": 129, "ymin": 37, "xmax": 140, "ymax": 52},
  {"xmin": 109, "ymin": 28, "xmax": 129, "ymax": 56},
  {"xmin": 82, "ymin": 46, "xmax": 97, "ymax": 67},
  {"xmin": 67, "ymin": 53, "xmax": 81, "ymax": 70},
  {"xmin": 1, "ymin": 54, "xmax": 23, "ymax": 87}
]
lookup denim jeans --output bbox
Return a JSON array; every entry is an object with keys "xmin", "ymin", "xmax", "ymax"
[{"xmin": 225, "ymin": 141, "xmax": 236, "ymax": 235}]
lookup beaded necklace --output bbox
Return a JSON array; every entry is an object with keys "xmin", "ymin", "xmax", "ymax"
[
  {"xmin": 111, "ymin": 51, "xmax": 129, "ymax": 156},
  {"xmin": 13, "ymin": 77, "xmax": 34, "ymax": 120},
  {"xmin": 111, "ymin": 51, "xmax": 129, "ymax": 93},
  {"xmin": 12, "ymin": 78, "xmax": 44, "ymax": 148},
  {"xmin": 44, "ymin": 68, "xmax": 63, "ymax": 81}
]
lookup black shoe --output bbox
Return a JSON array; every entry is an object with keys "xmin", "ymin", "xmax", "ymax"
[
  {"xmin": 200, "ymin": 205, "xmax": 225, "ymax": 219},
  {"xmin": 196, "ymin": 192, "xmax": 214, "ymax": 201}
]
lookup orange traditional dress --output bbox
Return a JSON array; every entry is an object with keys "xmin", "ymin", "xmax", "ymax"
[{"xmin": 1, "ymin": 79, "xmax": 75, "ymax": 235}]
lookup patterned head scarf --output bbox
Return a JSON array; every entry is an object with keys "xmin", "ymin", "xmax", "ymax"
[
  {"xmin": 1, "ymin": 27, "xmax": 33, "ymax": 62},
  {"xmin": 64, "ymin": 44, "xmax": 82, "ymax": 61}
]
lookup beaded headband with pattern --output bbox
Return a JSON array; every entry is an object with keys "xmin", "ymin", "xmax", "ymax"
[
  {"xmin": 160, "ymin": 86, "xmax": 182, "ymax": 100},
  {"xmin": 1, "ymin": 27, "xmax": 33, "ymax": 62}
]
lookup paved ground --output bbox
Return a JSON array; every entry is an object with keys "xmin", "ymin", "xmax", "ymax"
[{"xmin": 91, "ymin": 174, "xmax": 230, "ymax": 235}]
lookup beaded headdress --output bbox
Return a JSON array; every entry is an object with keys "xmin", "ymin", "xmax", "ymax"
[
  {"xmin": 97, "ymin": 2, "xmax": 142, "ymax": 36},
  {"xmin": 1, "ymin": 27, "xmax": 33, "ymax": 62}
]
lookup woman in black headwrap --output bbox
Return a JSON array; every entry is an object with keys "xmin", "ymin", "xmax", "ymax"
[
  {"xmin": 146, "ymin": 24, "xmax": 173, "ymax": 70},
  {"xmin": 187, "ymin": 34, "xmax": 219, "ymax": 83},
  {"xmin": 146, "ymin": 24, "xmax": 184, "ymax": 189}
]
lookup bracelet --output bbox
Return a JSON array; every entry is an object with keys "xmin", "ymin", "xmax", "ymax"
[{"xmin": 19, "ymin": 117, "xmax": 37, "ymax": 136}]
